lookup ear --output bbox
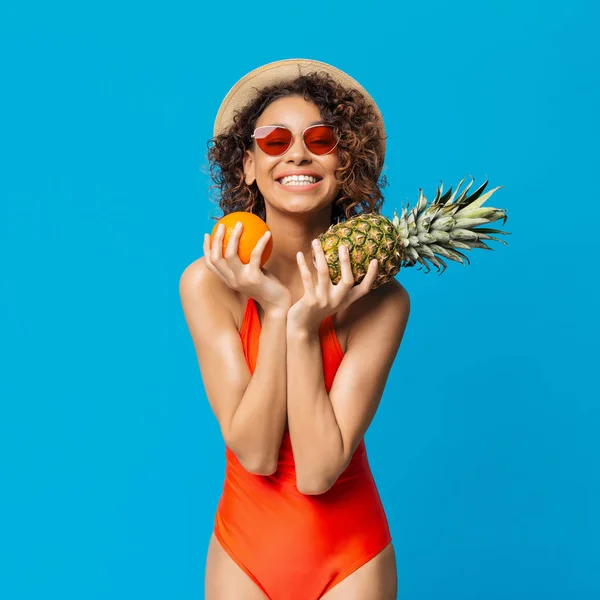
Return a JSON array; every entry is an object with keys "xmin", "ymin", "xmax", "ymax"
[{"xmin": 243, "ymin": 150, "xmax": 256, "ymax": 186}]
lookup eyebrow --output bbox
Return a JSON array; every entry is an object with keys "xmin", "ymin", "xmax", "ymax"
[{"xmin": 266, "ymin": 120, "xmax": 323, "ymax": 128}]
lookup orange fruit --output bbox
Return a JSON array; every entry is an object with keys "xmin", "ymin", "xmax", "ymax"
[{"xmin": 210, "ymin": 212, "xmax": 273, "ymax": 266}]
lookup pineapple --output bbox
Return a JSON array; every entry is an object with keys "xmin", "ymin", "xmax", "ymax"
[{"xmin": 316, "ymin": 177, "xmax": 509, "ymax": 289}]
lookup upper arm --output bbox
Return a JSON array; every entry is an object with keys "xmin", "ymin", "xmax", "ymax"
[
  {"xmin": 179, "ymin": 258, "xmax": 251, "ymax": 445},
  {"xmin": 329, "ymin": 279, "xmax": 411, "ymax": 468}
]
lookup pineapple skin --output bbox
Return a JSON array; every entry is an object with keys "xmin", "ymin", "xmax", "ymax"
[{"xmin": 316, "ymin": 214, "xmax": 403, "ymax": 290}]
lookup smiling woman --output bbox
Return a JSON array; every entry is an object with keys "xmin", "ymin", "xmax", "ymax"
[
  {"xmin": 180, "ymin": 59, "xmax": 409, "ymax": 600},
  {"xmin": 207, "ymin": 62, "xmax": 387, "ymax": 226},
  {"xmin": 240, "ymin": 95, "xmax": 344, "ymax": 221}
]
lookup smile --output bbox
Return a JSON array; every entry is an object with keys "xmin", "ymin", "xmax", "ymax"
[
  {"xmin": 275, "ymin": 179, "xmax": 323, "ymax": 191},
  {"xmin": 275, "ymin": 174, "xmax": 323, "ymax": 191}
]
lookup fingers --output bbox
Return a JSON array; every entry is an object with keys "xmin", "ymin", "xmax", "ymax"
[
  {"xmin": 204, "ymin": 222, "xmax": 272, "ymax": 292},
  {"xmin": 362, "ymin": 259, "xmax": 379, "ymax": 289},
  {"xmin": 223, "ymin": 222, "xmax": 242, "ymax": 259},
  {"xmin": 296, "ymin": 251, "xmax": 316, "ymax": 301},
  {"xmin": 205, "ymin": 224, "xmax": 235, "ymax": 283},
  {"xmin": 203, "ymin": 231, "xmax": 220, "ymax": 273},
  {"xmin": 338, "ymin": 244, "xmax": 355, "ymax": 288},
  {"xmin": 347, "ymin": 259, "xmax": 379, "ymax": 304},
  {"xmin": 248, "ymin": 230, "xmax": 272, "ymax": 267},
  {"xmin": 295, "ymin": 241, "xmax": 379, "ymax": 315},
  {"xmin": 312, "ymin": 239, "xmax": 330, "ymax": 296},
  {"xmin": 203, "ymin": 231, "xmax": 227, "ymax": 284}
]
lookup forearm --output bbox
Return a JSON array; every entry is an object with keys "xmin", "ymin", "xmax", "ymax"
[
  {"xmin": 286, "ymin": 326, "xmax": 344, "ymax": 494},
  {"xmin": 228, "ymin": 309, "xmax": 288, "ymax": 474}
]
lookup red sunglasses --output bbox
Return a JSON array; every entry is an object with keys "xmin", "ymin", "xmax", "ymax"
[{"xmin": 251, "ymin": 124, "xmax": 339, "ymax": 157}]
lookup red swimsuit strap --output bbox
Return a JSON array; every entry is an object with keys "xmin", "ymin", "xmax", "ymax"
[{"xmin": 241, "ymin": 297, "xmax": 343, "ymax": 368}]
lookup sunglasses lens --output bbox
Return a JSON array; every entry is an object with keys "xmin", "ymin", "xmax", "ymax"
[
  {"xmin": 254, "ymin": 126, "xmax": 292, "ymax": 156},
  {"xmin": 303, "ymin": 126, "xmax": 338, "ymax": 155}
]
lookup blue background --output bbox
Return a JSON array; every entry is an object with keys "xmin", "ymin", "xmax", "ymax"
[{"xmin": 1, "ymin": 0, "xmax": 598, "ymax": 598}]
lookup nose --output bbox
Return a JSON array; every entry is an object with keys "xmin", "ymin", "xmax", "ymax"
[{"xmin": 285, "ymin": 132, "xmax": 311, "ymax": 164}]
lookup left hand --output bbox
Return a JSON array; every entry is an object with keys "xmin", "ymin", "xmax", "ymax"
[{"xmin": 287, "ymin": 238, "xmax": 379, "ymax": 333}]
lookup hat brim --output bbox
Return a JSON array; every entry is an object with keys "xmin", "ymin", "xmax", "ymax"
[{"xmin": 213, "ymin": 58, "xmax": 386, "ymax": 165}]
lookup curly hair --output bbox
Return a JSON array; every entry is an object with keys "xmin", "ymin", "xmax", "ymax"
[{"xmin": 206, "ymin": 71, "xmax": 388, "ymax": 225}]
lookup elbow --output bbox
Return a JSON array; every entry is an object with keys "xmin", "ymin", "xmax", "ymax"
[
  {"xmin": 239, "ymin": 454, "xmax": 278, "ymax": 476},
  {"xmin": 224, "ymin": 431, "xmax": 278, "ymax": 476},
  {"xmin": 245, "ymin": 461, "xmax": 278, "ymax": 476},
  {"xmin": 296, "ymin": 474, "xmax": 335, "ymax": 496},
  {"xmin": 296, "ymin": 456, "xmax": 350, "ymax": 495}
]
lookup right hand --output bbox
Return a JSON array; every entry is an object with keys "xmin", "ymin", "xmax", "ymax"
[{"xmin": 203, "ymin": 222, "xmax": 292, "ymax": 313}]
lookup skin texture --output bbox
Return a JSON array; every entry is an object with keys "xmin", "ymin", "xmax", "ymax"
[{"xmin": 180, "ymin": 95, "xmax": 410, "ymax": 599}]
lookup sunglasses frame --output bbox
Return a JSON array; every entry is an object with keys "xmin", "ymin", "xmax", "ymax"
[{"xmin": 251, "ymin": 124, "xmax": 339, "ymax": 157}]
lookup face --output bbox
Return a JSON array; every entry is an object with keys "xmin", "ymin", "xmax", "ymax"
[{"xmin": 243, "ymin": 95, "xmax": 341, "ymax": 216}]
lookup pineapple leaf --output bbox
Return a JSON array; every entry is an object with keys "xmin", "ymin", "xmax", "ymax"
[
  {"xmin": 463, "ymin": 179, "xmax": 490, "ymax": 206},
  {"xmin": 429, "ymin": 255, "xmax": 448, "ymax": 273},
  {"xmin": 468, "ymin": 240, "xmax": 494, "ymax": 250},
  {"xmin": 467, "ymin": 186, "xmax": 503, "ymax": 210},
  {"xmin": 470, "ymin": 227, "xmax": 510, "ymax": 235},
  {"xmin": 454, "ymin": 176, "xmax": 476, "ymax": 205},
  {"xmin": 476, "ymin": 234, "xmax": 509, "ymax": 246},
  {"xmin": 447, "ymin": 239, "xmax": 473, "ymax": 251},
  {"xmin": 444, "ymin": 247, "xmax": 471, "ymax": 265},
  {"xmin": 447, "ymin": 177, "xmax": 467, "ymax": 205},
  {"xmin": 433, "ymin": 182, "xmax": 443, "ymax": 204}
]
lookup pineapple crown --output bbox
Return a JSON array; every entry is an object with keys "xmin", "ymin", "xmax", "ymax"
[{"xmin": 390, "ymin": 176, "xmax": 509, "ymax": 273}]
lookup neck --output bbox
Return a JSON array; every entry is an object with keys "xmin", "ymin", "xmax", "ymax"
[{"xmin": 262, "ymin": 204, "xmax": 334, "ymax": 293}]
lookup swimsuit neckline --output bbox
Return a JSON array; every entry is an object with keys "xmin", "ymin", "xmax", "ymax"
[{"xmin": 243, "ymin": 297, "xmax": 344, "ymax": 359}]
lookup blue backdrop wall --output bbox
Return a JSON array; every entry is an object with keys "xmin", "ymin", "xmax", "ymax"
[{"xmin": 1, "ymin": 0, "xmax": 598, "ymax": 598}]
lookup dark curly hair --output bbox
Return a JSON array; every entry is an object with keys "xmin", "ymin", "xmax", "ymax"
[{"xmin": 206, "ymin": 71, "xmax": 388, "ymax": 226}]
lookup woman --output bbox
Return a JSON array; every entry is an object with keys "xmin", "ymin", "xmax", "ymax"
[{"xmin": 180, "ymin": 59, "xmax": 411, "ymax": 600}]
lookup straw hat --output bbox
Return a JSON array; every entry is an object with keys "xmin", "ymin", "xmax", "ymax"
[{"xmin": 213, "ymin": 58, "xmax": 386, "ymax": 165}]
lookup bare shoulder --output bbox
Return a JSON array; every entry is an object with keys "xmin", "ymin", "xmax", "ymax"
[
  {"xmin": 372, "ymin": 277, "xmax": 410, "ymax": 304},
  {"xmin": 179, "ymin": 257, "xmax": 243, "ymax": 330},
  {"xmin": 341, "ymin": 278, "xmax": 411, "ymax": 347}
]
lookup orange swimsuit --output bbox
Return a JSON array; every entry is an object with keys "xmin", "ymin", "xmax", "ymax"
[{"xmin": 213, "ymin": 297, "xmax": 392, "ymax": 599}]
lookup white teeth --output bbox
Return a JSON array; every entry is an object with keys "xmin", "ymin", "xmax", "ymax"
[{"xmin": 279, "ymin": 174, "xmax": 318, "ymax": 186}]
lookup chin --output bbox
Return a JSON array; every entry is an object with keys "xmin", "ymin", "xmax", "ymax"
[
  {"xmin": 280, "ymin": 189, "xmax": 336, "ymax": 206},
  {"xmin": 284, "ymin": 198, "xmax": 332, "ymax": 217}
]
